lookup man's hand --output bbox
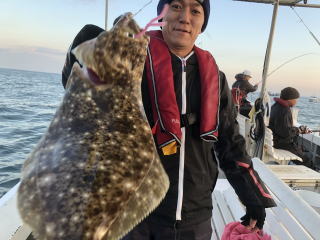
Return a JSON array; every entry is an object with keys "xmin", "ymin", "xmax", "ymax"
[
  {"xmin": 299, "ymin": 125, "xmax": 312, "ymax": 134},
  {"xmin": 241, "ymin": 205, "xmax": 266, "ymax": 231}
]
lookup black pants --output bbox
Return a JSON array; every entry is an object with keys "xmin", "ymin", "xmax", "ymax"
[
  {"xmin": 275, "ymin": 144, "xmax": 313, "ymax": 168},
  {"xmin": 239, "ymin": 101, "xmax": 252, "ymax": 118},
  {"xmin": 289, "ymin": 150, "xmax": 313, "ymax": 168},
  {"xmin": 122, "ymin": 217, "xmax": 212, "ymax": 240}
]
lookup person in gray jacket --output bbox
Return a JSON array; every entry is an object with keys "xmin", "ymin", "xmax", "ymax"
[{"xmin": 269, "ymin": 87, "xmax": 313, "ymax": 168}]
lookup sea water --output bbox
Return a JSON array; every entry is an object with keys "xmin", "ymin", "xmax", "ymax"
[
  {"xmin": 0, "ymin": 68, "xmax": 63, "ymax": 198},
  {"xmin": 0, "ymin": 67, "xmax": 320, "ymax": 198}
]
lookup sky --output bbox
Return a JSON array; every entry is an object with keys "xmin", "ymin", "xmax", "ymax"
[{"xmin": 0, "ymin": 0, "xmax": 319, "ymax": 96}]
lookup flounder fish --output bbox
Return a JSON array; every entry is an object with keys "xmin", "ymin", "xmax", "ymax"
[{"xmin": 17, "ymin": 13, "xmax": 169, "ymax": 240}]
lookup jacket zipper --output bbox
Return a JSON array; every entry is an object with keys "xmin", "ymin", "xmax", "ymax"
[{"xmin": 176, "ymin": 52, "xmax": 193, "ymax": 220}]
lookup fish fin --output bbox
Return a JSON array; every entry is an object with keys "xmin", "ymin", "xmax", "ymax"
[
  {"xmin": 72, "ymin": 38, "xmax": 97, "ymax": 71},
  {"xmin": 65, "ymin": 62, "xmax": 81, "ymax": 90},
  {"xmin": 95, "ymin": 153, "xmax": 169, "ymax": 240}
]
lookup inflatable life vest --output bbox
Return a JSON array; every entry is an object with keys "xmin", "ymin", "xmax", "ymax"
[{"xmin": 231, "ymin": 87, "xmax": 245, "ymax": 108}]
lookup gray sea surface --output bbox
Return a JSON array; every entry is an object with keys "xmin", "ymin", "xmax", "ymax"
[
  {"xmin": 0, "ymin": 67, "xmax": 320, "ymax": 198},
  {"xmin": 0, "ymin": 68, "xmax": 64, "ymax": 198}
]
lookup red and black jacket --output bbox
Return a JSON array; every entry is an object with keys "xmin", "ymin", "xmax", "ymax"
[{"xmin": 142, "ymin": 31, "xmax": 275, "ymax": 226}]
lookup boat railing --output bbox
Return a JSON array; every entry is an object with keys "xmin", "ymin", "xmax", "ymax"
[{"xmin": 0, "ymin": 182, "xmax": 32, "ymax": 240}]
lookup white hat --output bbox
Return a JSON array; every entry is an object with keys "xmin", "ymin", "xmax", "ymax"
[{"xmin": 242, "ymin": 70, "xmax": 252, "ymax": 77}]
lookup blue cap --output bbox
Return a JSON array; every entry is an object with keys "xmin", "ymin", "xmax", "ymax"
[{"xmin": 157, "ymin": 0, "xmax": 210, "ymax": 32}]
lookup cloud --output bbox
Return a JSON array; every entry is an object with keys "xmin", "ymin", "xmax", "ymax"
[
  {"xmin": 0, "ymin": 46, "xmax": 66, "ymax": 57},
  {"xmin": 0, "ymin": 46, "xmax": 66, "ymax": 73},
  {"xmin": 32, "ymin": 47, "xmax": 66, "ymax": 56}
]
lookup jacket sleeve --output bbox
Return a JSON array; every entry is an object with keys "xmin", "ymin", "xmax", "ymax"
[
  {"xmin": 61, "ymin": 24, "xmax": 104, "ymax": 88},
  {"xmin": 214, "ymin": 72, "xmax": 276, "ymax": 208},
  {"xmin": 276, "ymin": 109, "xmax": 299, "ymax": 139},
  {"xmin": 243, "ymin": 80, "xmax": 258, "ymax": 93},
  {"xmin": 141, "ymin": 69, "xmax": 154, "ymax": 127}
]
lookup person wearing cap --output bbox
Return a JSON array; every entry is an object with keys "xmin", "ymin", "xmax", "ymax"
[
  {"xmin": 231, "ymin": 70, "xmax": 258, "ymax": 117},
  {"xmin": 269, "ymin": 87, "xmax": 313, "ymax": 168},
  {"xmin": 62, "ymin": 0, "xmax": 275, "ymax": 239}
]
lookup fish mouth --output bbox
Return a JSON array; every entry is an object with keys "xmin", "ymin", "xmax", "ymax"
[
  {"xmin": 77, "ymin": 13, "xmax": 149, "ymax": 87},
  {"xmin": 105, "ymin": 13, "xmax": 149, "ymax": 72},
  {"xmin": 113, "ymin": 13, "xmax": 142, "ymax": 39},
  {"xmin": 85, "ymin": 67, "xmax": 105, "ymax": 86}
]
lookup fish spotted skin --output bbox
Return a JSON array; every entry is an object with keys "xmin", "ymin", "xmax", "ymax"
[{"xmin": 17, "ymin": 13, "xmax": 169, "ymax": 240}]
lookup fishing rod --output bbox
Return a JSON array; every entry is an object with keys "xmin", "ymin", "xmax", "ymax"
[
  {"xmin": 133, "ymin": 0, "xmax": 153, "ymax": 17},
  {"xmin": 299, "ymin": 129, "xmax": 320, "ymax": 134},
  {"xmin": 310, "ymin": 130, "xmax": 320, "ymax": 133},
  {"xmin": 254, "ymin": 53, "xmax": 320, "ymax": 84},
  {"xmin": 291, "ymin": 6, "xmax": 320, "ymax": 47},
  {"xmin": 267, "ymin": 53, "xmax": 320, "ymax": 77},
  {"xmin": 255, "ymin": 80, "xmax": 263, "ymax": 86}
]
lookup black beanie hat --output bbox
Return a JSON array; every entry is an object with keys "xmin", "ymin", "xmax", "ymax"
[
  {"xmin": 280, "ymin": 87, "xmax": 300, "ymax": 100},
  {"xmin": 157, "ymin": 0, "xmax": 210, "ymax": 32}
]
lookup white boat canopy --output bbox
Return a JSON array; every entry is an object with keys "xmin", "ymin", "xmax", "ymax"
[{"xmin": 233, "ymin": 0, "xmax": 320, "ymax": 8}]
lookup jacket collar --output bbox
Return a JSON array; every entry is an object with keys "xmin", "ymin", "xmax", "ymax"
[{"xmin": 274, "ymin": 97, "xmax": 291, "ymax": 107}]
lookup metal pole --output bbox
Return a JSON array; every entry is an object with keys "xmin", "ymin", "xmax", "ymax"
[
  {"xmin": 253, "ymin": 0, "xmax": 280, "ymax": 159},
  {"xmin": 105, "ymin": 0, "xmax": 109, "ymax": 30},
  {"xmin": 281, "ymin": 3, "xmax": 320, "ymax": 8},
  {"xmin": 260, "ymin": 0, "xmax": 280, "ymax": 99},
  {"xmin": 234, "ymin": 0, "xmax": 320, "ymax": 8}
]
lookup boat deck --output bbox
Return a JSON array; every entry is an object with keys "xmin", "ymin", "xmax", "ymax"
[{"xmin": 212, "ymin": 158, "xmax": 320, "ymax": 240}]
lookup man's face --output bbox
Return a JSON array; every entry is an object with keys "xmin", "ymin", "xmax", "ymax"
[
  {"xmin": 162, "ymin": 0, "xmax": 205, "ymax": 54},
  {"xmin": 244, "ymin": 75, "xmax": 251, "ymax": 81},
  {"xmin": 289, "ymin": 98, "xmax": 298, "ymax": 107}
]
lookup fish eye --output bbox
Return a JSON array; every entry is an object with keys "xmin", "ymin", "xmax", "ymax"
[{"xmin": 125, "ymin": 32, "xmax": 134, "ymax": 38}]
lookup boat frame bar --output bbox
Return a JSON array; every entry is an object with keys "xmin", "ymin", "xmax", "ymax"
[
  {"xmin": 105, "ymin": 0, "xmax": 109, "ymax": 30},
  {"xmin": 234, "ymin": 0, "xmax": 320, "ymax": 8},
  {"xmin": 260, "ymin": 0, "xmax": 280, "ymax": 99}
]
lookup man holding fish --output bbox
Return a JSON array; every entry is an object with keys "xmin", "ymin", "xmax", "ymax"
[{"xmin": 62, "ymin": 0, "xmax": 276, "ymax": 239}]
